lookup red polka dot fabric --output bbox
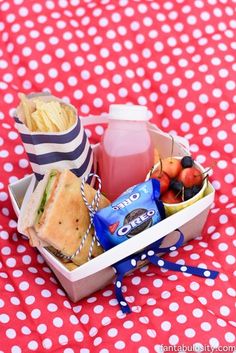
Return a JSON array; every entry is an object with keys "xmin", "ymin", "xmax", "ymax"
[{"xmin": 1, "ymin": 1, "xmax": 236, "ymax": 352}]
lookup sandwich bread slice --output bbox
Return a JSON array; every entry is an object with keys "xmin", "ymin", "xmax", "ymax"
[{"xmin": 21, "ymin": 169, "xmax": 110, "ymax": 266}]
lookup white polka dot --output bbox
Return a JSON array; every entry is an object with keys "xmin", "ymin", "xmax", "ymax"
[
  {"xmin": 11, "ymin": 346, "xmax": 22, "ymax": 353},
  {"xmin": 203, "ymin": 137, "xmax": 213, "ymax": 146},
  {"xmin": 218, "ymin": 243, "xmax": 228, "ymax": 251},
  {"xmin": 35, "ymin": 73, "xmax": 45, "ymax": 83},
  {"xmin": 6, "ymin": 329, "xmax": 16, "ymax": 339},
  {"xmin": 95, "ymin": 125, "xmax": 104, "ymax": 136},
  {"xmin": 225, "ymin": 332, "xmax": 235, "ymax": 343},
  {"xmin": 219, "ymin": 273, "xmax": 229, "ymax": 282},
  {"xmin": 48, "ymin": 68, "xmax": 58, "ymax": 78},
  {"xmin": 93, "ymin": 305, "xmax": 104, "ymax": 314},
  {"xmin": 69, "ymin": 314, "xmax": 78, "ymax": 325},
  {"xmin": 220, "ymin": 306, "xmax": 230, "ymax": 316},
  {"xmin": 184, "ymin": 296, "xmax": 194, "ymax": 304},
  {"xmin": 27, "ymin": 341, "xmax": 38, "ymax": 351},
  {"xmin": 176, "ymin": 314, "xmax": 187, "ymax": 324},
  {"xmin": 204, "ymin": 270, "xmax": 211, "ymax": 277},
  {"xmin": 13, "ymin": 270, "xmax": 23, "ymax": 278},
  {"xmin": 226, "ymin": 255, "xmax": 236, "ymax": 265},
  {"xmin": 192, "ymin": 308, "xmax": 203, "ymax": 318},
  {"xmin": 192, "ymin": 81, "xmax": 202, "ymax": 91},
  {"xmin": 217, "ymin": 318, "xmax": 227, "ymax": 327},
  {"xmin": 122, "ymin": 320, "xmax": 133, "ymax": 329},
  {"xmin": 201, "ymin": 322, "xmax": 212, "ymax": 331},
  {"xmin": 8, "ymin": 220, "xmax": 17, "ymax": 229},
  {"xmin": 225, "ymin": 227, "xmax": 235, "ymax": 236},
  {"xmin": 74, "ymin": 90, "xmax": 83, "ymax": 100},
  {"xmin": 19, "ymin": 281, "xmax": 29, "ymax": 291},
  {"xmin": 55, "ymin": 48, "xmax": 65, "ymax": 59},
  {"xmin": 106, "ymin": 328, "xmax": 117, "ymax": 338},
  {"xmin": 53, "ymin": 317, "xmax": 63, "ymax": 327},
  {"xmin": 169, "ymin": 335, "xmax": 179, "ymax": 345},
  {"xmin": 35, "ymin": 277, "xmax": 45, "ymax": 285},
  {"xmin": 161, "ymin": 321, "xmax": 171, "ymax": 331},
  {"xmin": 172, "ymin": 109, "xmax": 182, "ymax": 119},
  {"xmin": 153, "ymin": 279, "xmax": 163, "ymax": 288},
  {"xmin": 1, "ymin": 246, "xmax": 11, "ymax": 255},
  {"xmin": 87, "ymin": 84, "xmax": 97, "ymax": 94},
  {"xmin": 185, "ymin": 328, "xmax": 196, "ymax": 338},
  {"xmin": 25, "ymin": 296, "xmax": 35, "ymax": 305},
  {"xmin": 219, "ymin": 101, "xmax": 229, "ymax": 111},
  {"xmin": 161, "ymin": 291, "xmax": 171, "ymax": 299},
  {"xmin": 19, "ymin": 159, "xmax": 29, "ymax": 168},
  {"xmin": 58, "ymin": 334, "xmax": 68, "ymax": 345},
  {"xmin": 42, "ymin": 339, "xmax": 52, "ymax": 349},
  {"xmin": 0, "ymin": 314, "xmax": 10, "ymax": 323},
  {"xmin": 131, "ymin": 333, "xmax": 142, "ymax": 342},
  {"xmin": 226, "ymin": 80, "xmax": 236, "ymax": 90},
  {"xmin": 139, "ymin": 287, "xmax": 149, "ymax": 294},
  {"xmin": 5, "ymin": 283, "xmax": 15, "ymax": 292},
  {"xmin": 117, "ymin": 87, "xmax": 128, "ymax": 97},
  {"xmin": 93, "ymin": 337, "xmax": 102, "ymax": 346},
  {"xmin": 21, "ymin": 255, "xmax": 31, "ymax": 265},
  {"xmin": 209, "ymin": 338, "xmax": 219, "ymax": 348},
  {"xmin": 157, "ymin": 260, "xmax": 165, "ymax": 266},
  {"xmin": 80, "ymin": 314, "xmax": 89, "ymax": 324},
  {"xmin": 31, "ymin": 309, "xmax": 41, "ymax": 319},
  {"xmin": 74, "ymin": 331, "xmax": 84, "ymax": 342},
  {"xmin": 138, "ymin": 347, "xmax": 149, "ymax": 353},
  {"xmin": 37, "ymin": 324, "xmax": 47, "ymax": 334},
  {"xmin": 114, "ymin": 341, "xmax": 126, "ymax": 350},
  {"xmin": 54, "ymin": 82, "xmax": 64, "ymax": 92},
  {"xmin": 4, "ymin": 163, "xmax": 13, "ymax": 172},
  {"xmin": 4, "ymin": 93, "xmax": 14, "ymax": 103},
  {"xmin": 224, "ymin": 143, "xmax": 234, "ymax": 153},
  {"xmin": 6, "ymin": 257, "xmax": 16, "ymax": 268},
  {"xmin": 14, "ymin": 145, "xmax": 24, "ymax": 155},
  {"xmin": 93, "ymin": 98, "xmax": 103, "ymax": 107}
]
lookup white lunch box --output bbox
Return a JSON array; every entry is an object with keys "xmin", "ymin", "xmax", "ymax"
[{"xmin": 8, "ymin": 117, "xmax": 215, "ymax": 302}]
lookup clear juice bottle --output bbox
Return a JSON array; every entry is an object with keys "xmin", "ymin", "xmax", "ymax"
[{"xmin": 99, "ymin": 104, "xmax": 153, "ymax": 201}]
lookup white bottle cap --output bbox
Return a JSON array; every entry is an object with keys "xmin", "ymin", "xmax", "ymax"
[{"xmin": 109, "ymin": 104, "xmax": 149, "ymax": 121}]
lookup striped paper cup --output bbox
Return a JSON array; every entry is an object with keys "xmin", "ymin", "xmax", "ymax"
[{"xmin": 14, "ymin": 93, "xmax": 94, "ymax": 181}]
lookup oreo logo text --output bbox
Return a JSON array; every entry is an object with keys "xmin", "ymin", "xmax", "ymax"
[
  {"xmin": 117, "ymin": 209, "xmax": 155, "ymax": 237},
  {"xmin": 112, "ymin": 192, "xmax": 140, "ymax": 211}
]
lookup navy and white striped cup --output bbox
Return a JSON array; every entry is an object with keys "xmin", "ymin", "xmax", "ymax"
[{"xmin": 14, "ymin": 94, "xmax": 94, "ymax": 181}]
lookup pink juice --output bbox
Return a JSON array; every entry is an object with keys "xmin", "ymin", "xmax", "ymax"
[
  {"xmin": 100, "ymin": 148, "xmax": 153, "ymax": 201},
  {"xmin": 99, "ymin": 105, "xmax": 153, "ymax": 201}
]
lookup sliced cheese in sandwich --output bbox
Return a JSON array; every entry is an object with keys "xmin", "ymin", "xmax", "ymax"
[{"xmin": 21, "ymin": 169, "xmax": 110, "ymax": 266}]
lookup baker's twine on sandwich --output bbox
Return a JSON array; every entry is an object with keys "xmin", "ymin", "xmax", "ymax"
[
  {"xmin": 54, "ymin": 173, "xmax": 102, "ymax": 262},
  {"xmin": 77, "ymin": 173, "xmax": 102, "ymax": 261}
]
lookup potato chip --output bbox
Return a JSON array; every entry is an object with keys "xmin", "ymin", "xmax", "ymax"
[
  {"xmin": 39, "ymin": 110, "xmax": 59, "ymax": 132},
  {"xmin": 19, "ymin": 93, "xmax": 76, "ymax": 133},
  {"xmin": 18, "ymin": 93, "xmax": 35, "ymax": 131},
  {"xmin": 61, "ymin": 106, "xmax": 70, "ymax": 130},
  {"xmin": 45, "ymin": 102, "xmax": 67, "ymax": 131},
  {"xmin": 64, "ymin": 105, "xmax": 76, "ymax": 128},
  {"xmin": 31, "ymin": 111, "xmax": 48, "ymax": 132}
]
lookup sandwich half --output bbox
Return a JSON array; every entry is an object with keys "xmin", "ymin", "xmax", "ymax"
[{"xmin": 21, "ymin": 169, "xmax": 110, "ymax": 266}]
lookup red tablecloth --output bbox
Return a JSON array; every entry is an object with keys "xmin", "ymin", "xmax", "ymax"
[{"xmin": 0, "ymin": 1, "xmax": 236, "ymax": 352}]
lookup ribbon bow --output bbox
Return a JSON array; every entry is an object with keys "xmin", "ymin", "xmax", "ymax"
[{"xmin": 113, "ymin": 230, "xmax": 219, "ymax": 314}]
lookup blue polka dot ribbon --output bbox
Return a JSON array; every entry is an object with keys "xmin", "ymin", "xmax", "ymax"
[{"xmin": 113, "ymin": 230, "xmax": 219, "ymax": 314}]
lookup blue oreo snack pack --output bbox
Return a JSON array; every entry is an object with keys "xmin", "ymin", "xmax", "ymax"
[{"xmin": 93, "ymin": 179, "xmax": 166, "ymax": 251}]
